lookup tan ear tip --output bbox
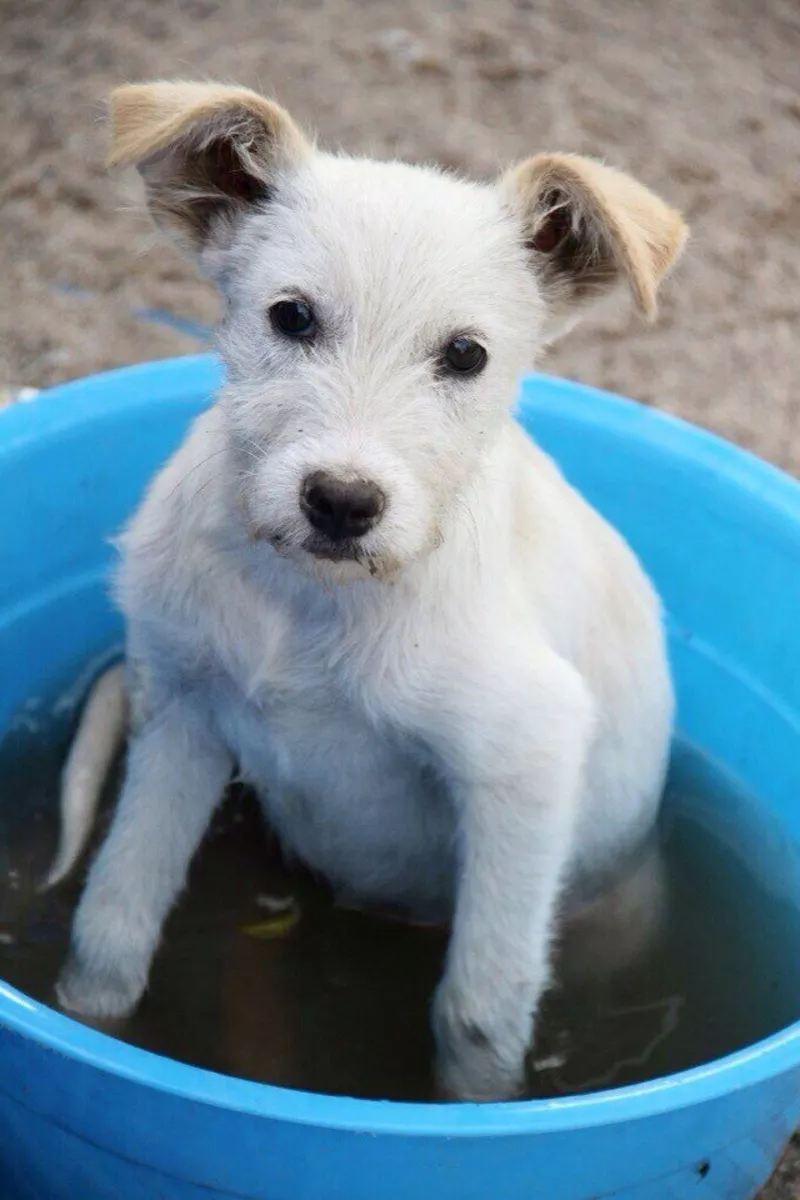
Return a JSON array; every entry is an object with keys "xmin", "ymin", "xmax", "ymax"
[
  {"xmin": 107, "ymin": 82, "xmax": 149, "ymax": 120},
  {"xmin": 106, "ymin": 85, "xmax": 138, "ymax": 167},
  {"xmin": 637, "ymin": 208, "xmax": 688, "ymax": 322},
  {"xmin": 638, "ymin": 291, "xmax": 659, "ymax": 324},
  {"xmin": 669, "ymin": 208, "xmax": 690, "ymax": 257},
  {"xmin": 106, "ymin": 82, "xmax": 173, "ymax": 169},
  {"xmin": 107, "ymin": 86, "xmax": 126, "ymax": 128},
  {"xmin": 663, "ymin": 203, "xmax": 690, "ymax": 258},
  {"xmin": 109, "ymin": 83, "xmax": 134, "ymax": 103}
]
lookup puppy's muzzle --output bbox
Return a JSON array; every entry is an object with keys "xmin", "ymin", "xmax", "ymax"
[{"xmin": 300, "ymin": 471, "xmax": 386, "ymax": 543}]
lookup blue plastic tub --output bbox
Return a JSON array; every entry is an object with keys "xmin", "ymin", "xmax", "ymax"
[{"xmin": 1, "ymin": 355, "xmax": 799, "ymax": 1200}]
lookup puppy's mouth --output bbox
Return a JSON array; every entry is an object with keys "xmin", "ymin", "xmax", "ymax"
[
  {"xmin": 303, "ymin": 532, "xmax": 401, "ymax": 580},
  {"xmin": 303, "ymin": 535, "xmax": 392, "ymax": 578},
  {"xmin": 302, "ymin": 533, "xmax": 364, "ymax": 563},
  {"xmin": 253, "ymin": 525, "xmax": 371, "ymax": 568},
  {"xmin": 250, "ymin": 523, "xmax": 401, "ymax": 581}
]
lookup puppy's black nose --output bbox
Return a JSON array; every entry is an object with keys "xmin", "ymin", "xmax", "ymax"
[{"xmin": 301, "ymin": 471, "xmax": 385, "ymax": 541}]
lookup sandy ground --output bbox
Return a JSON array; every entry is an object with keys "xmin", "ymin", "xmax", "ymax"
[
  {"xmin": 2, "ymin": 0, "xmax": 800, "ymax": 470},
  {"xmin": 1, "ymin": 0, "xmax": 799, "ymax": 1193}
]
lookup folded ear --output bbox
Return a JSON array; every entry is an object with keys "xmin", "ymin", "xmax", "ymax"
[
  {"xmin": 108, "ymin": 81, "xmax": 311, "ymax": 258},
  {"xmin": 500, "ymin": 153, "xmax": 687, "ymax": 338}
]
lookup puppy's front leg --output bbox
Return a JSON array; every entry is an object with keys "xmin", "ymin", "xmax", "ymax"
[
  {"xmin": 57, "ymin": 693, "xmax": 232, "ymax": 1019},
  {"xmin": 428, "ymin": 649, "xmax": 594, "ymax": 1101}
]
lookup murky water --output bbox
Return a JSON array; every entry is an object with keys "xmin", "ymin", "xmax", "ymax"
[{"xmin": 2, "ymin": 720, "xmax": 800, "ymax": 1102}]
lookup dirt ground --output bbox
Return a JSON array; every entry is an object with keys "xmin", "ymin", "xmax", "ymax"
[
  {"xmin": 1, "ymin": 0, "xmax": 799, "ymax": 1193},
  {"xmin": 2, "ymin": 0, "xmax": 800, "ymax": 470}
]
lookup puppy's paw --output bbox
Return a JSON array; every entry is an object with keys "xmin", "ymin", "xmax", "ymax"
[
  {"xmin": 56, "ymin": 955, "xmax": 144, "ymax": 1021},
  {"xmin": 432, "ymin": 982, "xmax": 530, "ymax": 1102}
]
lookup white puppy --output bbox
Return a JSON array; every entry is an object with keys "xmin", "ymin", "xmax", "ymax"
[{"xmin": 50, "ymin": 82, "xmax": 686, "ymax": 1101}]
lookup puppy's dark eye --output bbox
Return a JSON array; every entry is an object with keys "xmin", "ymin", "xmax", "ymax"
[
  {"xmin": 269, "ymin": 299, "xmax": 316, "ymax": 339},
  {"xmin": 441, "ymin": 336, "xmax": 487, "ymax": 376}
]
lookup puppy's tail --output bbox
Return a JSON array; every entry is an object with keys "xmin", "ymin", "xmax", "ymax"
[{"xmin": 41, "ymin": 664, "xmax": 128, "ymax": 890}]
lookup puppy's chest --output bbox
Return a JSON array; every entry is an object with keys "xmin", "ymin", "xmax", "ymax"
[
  {"xmin": 209, "ymin": 603, "xmax": 452, "ymax": 903},
  {"xmin": 209, "ymin": 594, "xmax": 419, "ymax": 797}
]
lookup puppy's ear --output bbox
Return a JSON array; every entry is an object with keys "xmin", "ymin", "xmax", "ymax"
[
  {"xmin": 108, "ymin": 81, "xmax": 310, "ymax": 259},
  {"xmin": 500, "ymin": 154, "xmax": 687, "ymax": 338}
]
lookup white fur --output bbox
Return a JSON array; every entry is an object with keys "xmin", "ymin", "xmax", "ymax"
[{"xmin": 53, "ymin": 94, "xmax": 682, "ymax": 1101}]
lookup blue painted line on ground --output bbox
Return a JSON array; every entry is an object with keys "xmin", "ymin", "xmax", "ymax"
[
  {"xmin": 51, "ymin": 284, "xmax": 214, "ymax": 343},
  {"xmin": 129, "ymin": 307, "xmax": 214, "ymax": 342}
]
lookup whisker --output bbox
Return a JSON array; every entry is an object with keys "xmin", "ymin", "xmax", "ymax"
[
  {"xmin": 454, "ymin": 494, "xmax": 482, "ymax": 570},
  {"xmin": 166, "ymin": 446, "xmax": 231, "ymax": 501}
]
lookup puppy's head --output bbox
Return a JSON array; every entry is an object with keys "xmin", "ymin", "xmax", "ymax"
[{"xmin": 111, "ymin": 82, "xmax": 687, "ymax": 582}]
